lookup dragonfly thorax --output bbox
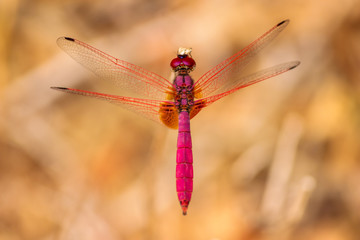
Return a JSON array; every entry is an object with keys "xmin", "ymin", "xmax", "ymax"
[{"xmin": 173, "ymin": 74, "xmax": 195, "ymax": 112}]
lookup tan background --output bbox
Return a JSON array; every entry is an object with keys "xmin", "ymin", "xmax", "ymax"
[{"xmin": 1, "ymin": 0, "xmax": 360, "ymax": 239}]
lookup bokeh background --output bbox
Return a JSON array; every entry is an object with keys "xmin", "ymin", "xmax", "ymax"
[{"xmin": 1, "ymin": 0, "xmax": 360, "ymax": 239}]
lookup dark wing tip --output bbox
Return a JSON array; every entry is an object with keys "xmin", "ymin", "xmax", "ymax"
[
  {"xmin": 277, "ymin": 19, "xmax": 289, "ymax": 26},
  {"xmin": 50, "ymin": 86, "xmax": 69, "ymax": 90},
  {"xmin": 289, "ymin": 61, "xmax": 301, "ymax": 70},
  {"xmin": 64, "ymin": 37, "xmax": 75, "ymax": 42}
]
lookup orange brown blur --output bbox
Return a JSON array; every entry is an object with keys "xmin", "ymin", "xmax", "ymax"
[{"xmin": 1, "ymin": 0, "xmax": 360, "ymax": 239}]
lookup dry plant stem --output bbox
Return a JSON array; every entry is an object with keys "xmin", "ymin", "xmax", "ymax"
[{"xmin": 260, "ymin": 113, "xmax": 304, "ymax": 225}]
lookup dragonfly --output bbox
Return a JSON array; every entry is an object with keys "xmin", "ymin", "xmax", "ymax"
[{"xmin": 51, "ymin": 19, "xmax": 300, "ymax": 215}]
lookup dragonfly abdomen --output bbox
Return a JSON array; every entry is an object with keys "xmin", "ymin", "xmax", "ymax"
[{"xmin": 176, "ymin": 111, "xmax": 193, "ymax": 215}]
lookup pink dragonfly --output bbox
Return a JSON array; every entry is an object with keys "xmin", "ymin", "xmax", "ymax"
[{"xmin": 52, "ymin": 20, "xmax": 300, "ymax": 215}]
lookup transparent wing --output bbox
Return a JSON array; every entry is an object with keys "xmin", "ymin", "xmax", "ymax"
[
  {"xmin": 57, "ymin": 37, "xmax": 173, "ymax": 100},
  {"xmin": 51, "ymin": 87, "xmax": 174, "ymax": 125},
  {"xmin": 196, "ymin": 61, "xmax": 300, "ymax": 107},
  {"xmin": 194, "ymin": 20, "xmax": 291, "ymax": 98}
]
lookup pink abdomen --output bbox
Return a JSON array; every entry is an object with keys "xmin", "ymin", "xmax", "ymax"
[{"xmin": 176, "ymin": 111, "xmax": 193, "ymax": 215}]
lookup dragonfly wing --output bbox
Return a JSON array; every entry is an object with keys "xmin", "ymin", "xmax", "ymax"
[
  {"xmin": 196, "ymin": 61, "xmax": 300, "ymax": 107},
  {"xmin": 57, "ymin": 37, "xmax": 173, "ymax": 100},
  {"xmin": 51, "ymin": 86, "xmax": 176, "ymax": 126},
  {"xmin": 194, "ymin": 20, "xmax": 291, "ymax": 98}
]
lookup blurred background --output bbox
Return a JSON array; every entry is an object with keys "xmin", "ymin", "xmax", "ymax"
[{"xmin": 1, "ymin": 0, "xmax": 360, "ymax": 239}]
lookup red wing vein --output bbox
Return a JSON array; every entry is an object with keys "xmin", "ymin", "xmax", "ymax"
[
  {"xmin": 57, "ymin": 37, "xmax": 172, "ymax": 100},
  {"xmin": 195, "ymin": 20, "xmax": 291, "ymax": 97},
  {"xmin": 198, "ymin": 61, "xmax": 300, "ymax": 106},
  {"xmin": 51, "ymin": 87, "xmax": 172, "ymax": 124}
]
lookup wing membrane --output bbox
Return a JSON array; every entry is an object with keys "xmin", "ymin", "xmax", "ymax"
[
  {"xmin": 51, "ymin": 87, "xmax": 173, "ymax": 125},
  {"xmin": 197, "ymin": 61, "xmax": 300, "ymax": 106},
  {"xmin": 194, "ymin": 20, "xmax": 291, "ymax": 98},
  {"xmin": 57, "ymin": 37, "xmax": 173, "ymax": 100}
]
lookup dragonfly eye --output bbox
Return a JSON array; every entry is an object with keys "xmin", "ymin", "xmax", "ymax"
[{"xmin": 170, "ymin": 56, "xmax": 196, "ymax": 72}]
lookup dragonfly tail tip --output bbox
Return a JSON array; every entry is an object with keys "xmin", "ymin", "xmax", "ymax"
[
  {"xmin": 182, "ymin": 208, "xmax": 188, "ymax": 216},
  {"xmin": 180, "ymin": 201, "xmax": 189, "ymax": 216}
]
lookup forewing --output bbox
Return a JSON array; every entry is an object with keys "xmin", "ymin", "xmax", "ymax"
[
  {"xmin": 194, "ymin": 20, "xmax": 291, "ymax": 98},
  {"xmin": 57, "ymin": 37, "xmax": 173, "ymax": 100}
]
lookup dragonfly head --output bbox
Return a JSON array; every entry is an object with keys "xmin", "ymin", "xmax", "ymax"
[{"xmin": 170, "ymin": 47, "xmax": 196, "ymax": 73}]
